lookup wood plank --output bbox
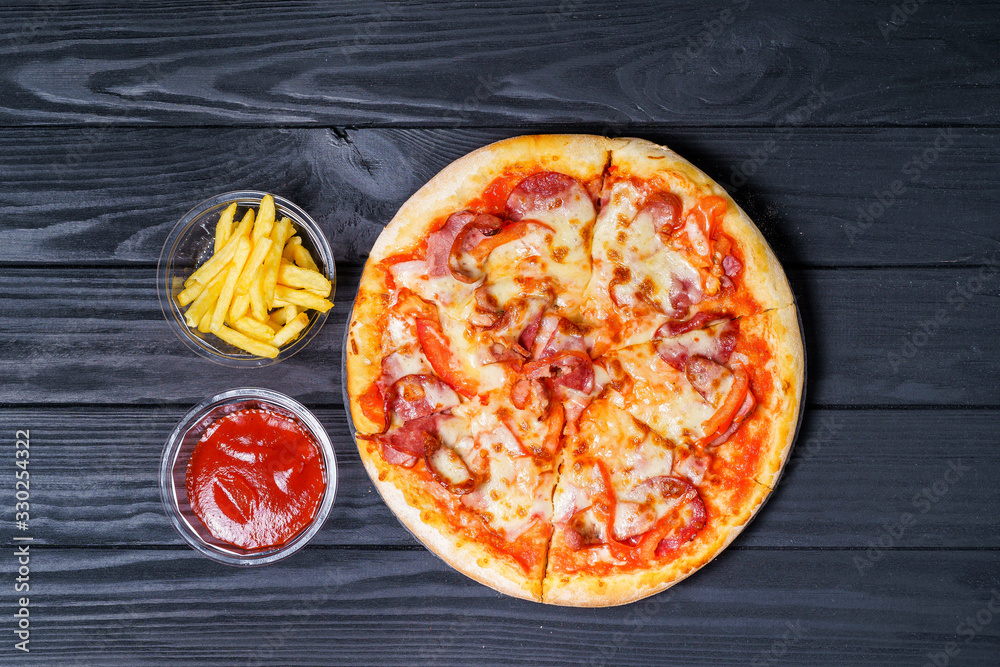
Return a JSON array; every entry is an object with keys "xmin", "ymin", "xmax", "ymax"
[
  {"xmin": 2, "ymin": 264, "xmax": 999, "ymax": 406},
  {"xmin": 0, "ymin": 407, "xmax": 996, "ymax": 549},
  {"xmin": 1, "ymin": 1, "xmax": 998, "ymax": 127},
  {"xmin": 9, "ymin": 547, "xmax": 1000, "ymax": 665},
  {"xmin": 1, "ymin": 127, "xmax": 997, "ymax": 267}
]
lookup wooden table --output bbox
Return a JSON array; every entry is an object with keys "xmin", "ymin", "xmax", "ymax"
[{"xmin": 2, "ymin": 1, "xmax": 999, "ymax": 664}]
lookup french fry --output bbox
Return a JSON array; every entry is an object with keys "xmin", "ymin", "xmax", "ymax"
[
  {"xmin": 277, "ymin": 260, "xmax": 331, "ymax": 296},
  {"xmin": 183, "ymin": 209, "xmax": 253, "ymax": 288},
  {"xmin": 229, "ymin": 292, "xmax": 251, "ymax": 323},
  {"xmin": 184, "ymin": 272, "xmax": 225, "ymax": 327},
  {"xmin": 232, "ymin": 316, "xmax": 276, "ymax": 342},
  {"xmin": 262, "ymin": 218, "xmax": 294, "ymax": 307},
  {"xmin": 176, "ymin": 277, "xmax": 208, "ymax": 308},
  {"xmin": 282, "ymin": 236, "xmax": 301, "ymax": 261},
  {"xmin": 214, "ymin": 202, "xmax": 238, "ymax": 253},
  {"xmin": 292, "ymin": 244, "xmax": 319, "ymax": 272},
  {"xmin": 272, "ymin": 312, "xmax": 309, "ymax": 347},
  {"xmin": 274, "ymin": 284, "xmax": 333, "ymax": 313},
  {"xmin": 251, "ymin": 194, "xmax": 276, "ymax": 244},
  {"xmin": 235, "ymin": 237, "xmax": 272, "ymax": 293},
  {"xmin": 197, "ymin": 308, "xmax": 214, "ymax": 333},
  {"xmin": 183, "ymin": 237, "xmax": 238, "ymax": 289},
  {"xmin": 283, "ymin": 304, "xmax": 299, "ymax": 324},
  {"xmin": 214, "ymin": 324, "xmax": 279, "ymax": 358},
  {"xmin": 210, "ymin": 237, "xmax": 251, "ymax": 333},
  {"xmin": 249, "ymin": 268, "xmax": 268, "ymax": 322},
  {"xmin": 266, "ymin": 317, "xmax": 283, "ymax": 334}
]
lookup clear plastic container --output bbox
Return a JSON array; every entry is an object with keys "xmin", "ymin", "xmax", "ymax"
[
  {"xmin": 157, "ymin": 191, "xmax": 335, "ymax": 367},
  {"xmin": 160, "ymin": 388, "xmax": 337, "ymax": 566}
]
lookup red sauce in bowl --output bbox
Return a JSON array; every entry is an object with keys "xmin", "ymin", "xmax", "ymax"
[{"xmin": 186, "ymin": 408, "xmax": 325, "ymax": 550}]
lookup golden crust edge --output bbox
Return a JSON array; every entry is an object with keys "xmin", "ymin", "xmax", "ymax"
[{"xmin": 744, "ymin": 304, "xmax": 805, "ymax": 488}]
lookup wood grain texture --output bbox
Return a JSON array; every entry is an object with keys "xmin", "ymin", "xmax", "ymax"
[
  {"xmin": 1, "ymin": 1, "xmax": 999, "ymax": 127},
  {"xmin": 7, "ymin": 547, "xmax": 999, "ymax": 665},
  {"xmin": 2, "ymin": 264, "xmax": 999, "ymax": 406},
  {"xmin": 0, "ymin": 127, "xmax": 997, "ymax": 267},
  {"xmin": 0, "ymin": 407, "xmax": 996, "ymax": 549}
]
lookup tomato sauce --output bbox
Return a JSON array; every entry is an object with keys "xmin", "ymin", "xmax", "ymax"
[{"xmin": 186, "ymin": 409, "xmax": 325, "ymax": 550}]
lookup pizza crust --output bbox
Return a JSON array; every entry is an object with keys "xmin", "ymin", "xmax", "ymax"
[{"xmin": 735, "ymin": 305, "xmax": 805, "ymax": 488}]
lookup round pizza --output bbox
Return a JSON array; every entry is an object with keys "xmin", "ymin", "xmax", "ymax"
[{"xmin": 345, "ymin": 134, "xmax": 803, "ymax": 606}]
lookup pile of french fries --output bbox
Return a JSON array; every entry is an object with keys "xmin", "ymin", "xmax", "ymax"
[{"xmin": 175, "ymin": 195, "xmax": 333, "ymax": 358}]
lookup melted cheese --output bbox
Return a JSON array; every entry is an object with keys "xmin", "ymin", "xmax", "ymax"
[
  {"xmin": 583, "ymin": 180, "xmax": 704, "ymax": 348},
  {"xmin": 603, "ymin": 345, "xmax": 715, "ymax": 444}
]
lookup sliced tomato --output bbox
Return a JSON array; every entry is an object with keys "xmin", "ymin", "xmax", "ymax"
[
  {"xmin": 358, "ymin": 383, "xmax": 387, "ymax": 433},
  {"xmin": 468, "ymin": 220, "xmax": 554, "ymax": 263},
  {"xmin": 415, "ymin": 318, "xmax": 479, "ymax": 398},
  {"xmin": 698, "ymin": 364, "xmax": 750, "ymax": 446}
]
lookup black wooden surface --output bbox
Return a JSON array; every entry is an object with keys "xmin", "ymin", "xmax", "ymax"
[{"xmin": 1, "ymin": 1, "xmax": 999, "ymax": 665}]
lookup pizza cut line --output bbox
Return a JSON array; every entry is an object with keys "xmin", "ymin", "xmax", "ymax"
[{"xmin": 346, "ymin": 135, "xmax": 804, "ymax": 606}]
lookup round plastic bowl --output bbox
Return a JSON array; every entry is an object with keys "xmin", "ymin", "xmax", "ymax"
[
  {"xmin": 157, "ymin": 191, "xmax": 335, "ymax": 367},
  {"xmin": 159, "ymin": 388, "xmax": 337, "ymax": 566}
]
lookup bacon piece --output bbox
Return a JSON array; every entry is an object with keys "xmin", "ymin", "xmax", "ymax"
[
  {"xmin": 424, "ymin": 436, "xmax": 479, "ymax": 495},
  {"xmin": 384, "ymin": 415, "xmax": 439, "ymax": 457},
  {"xmin": 618, "ymin": 476, "xmax": 707, "ymax": 559},
  {"xmin": 655, "ymin": 319, "xmax": 738, "ymax": 371},
  {"xmin": 449, "ymin": 214, "xmax": 504, "ymax": 283},
  {"xmin": 426, "ymin": 212, "xmax": 474, "ymax": 277},
  {"xmin": 524, "ymin": 351, "xmax": 595, "ymax": 395},
  {"xmin": 658, "ymin": 311, "xmax": 731, "ymax": 337},
  {"xmin": 485, "ymin": 296, "xmax": 549, "ymax": 356},
  {"xmin": 654, "ymin": 489, "xmax": 707, "ymax": 556},
  {"xmin": 722, "ymin": 254, "xmax": 742, "ymax": 277},
  {"xmin": 642, "ymin": 192, "xmax": 684, "ymax": 241},
  {"xmin": 518, "ymin": 306, "xmax": 544, "ymax": 352},
  {"xmin": 386, "ymin": 374, "xmax": 460, "ymax": 423},
  {"xmin": 506, "ymin": 172, "xmax": 593, "ymax": 221},
  {"xmin": 668, "ymin": 274, "xmax": 699, "ymax": 316},
  {"xmin": 510, "ymin": 377, "xmax": 549, "ymax": 413},
  {"xmin": 532, "ymin": 314, "xmax": 588, "ymax": 360},
  {"xmin": 686, "ymin": 355, "xmax": 730, "ymax": 405},
  {"xmin": 381, "ymin": 443, "xmax": 418, "ymax": 467}
]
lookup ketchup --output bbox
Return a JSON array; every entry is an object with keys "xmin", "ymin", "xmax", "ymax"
[{"xmin": 186, "ymin": 408, "xmax": 325, "ymax": 550}]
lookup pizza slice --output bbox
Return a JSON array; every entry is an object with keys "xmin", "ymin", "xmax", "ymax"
[
  {"xmin": 601, "ymin": 305, "xmax": 803, "ymax": 489},
  {"xmin": 543, "ymin": 396, "xmax": 766, "ymax": 606},
  {"xmin": 582, "ymin": 138, "xmax": 795, "ymax": 356}
]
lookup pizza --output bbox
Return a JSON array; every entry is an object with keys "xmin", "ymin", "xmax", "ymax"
[{"xmin": 345, "ymin": 134, "xmax": 803, "ymax": 606}]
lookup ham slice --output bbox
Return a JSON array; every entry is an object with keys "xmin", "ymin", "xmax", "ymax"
[{"xmin": 426, "ymin": 212, "xmax": 474, "ymax": 277}]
